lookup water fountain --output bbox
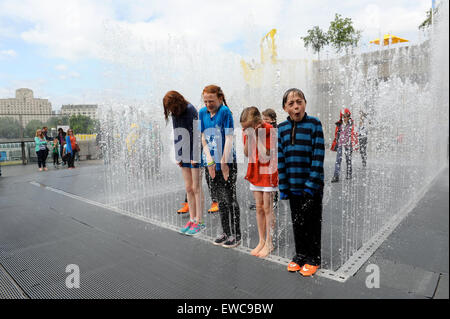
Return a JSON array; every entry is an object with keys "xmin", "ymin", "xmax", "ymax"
[{"xmin": 98, "ymin": 3, "xmax": 448, "ymax": 281}]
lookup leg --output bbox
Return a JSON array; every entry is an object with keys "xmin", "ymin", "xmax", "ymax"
[
  {"xmin": 258, "ymin": 191, "xmax": 275, "ymax": 258},
  {"xmin": 289, "ymin": 194, "xmax": 308, "ymax": 266},
  {"xmin": 303, "ymin": 192, "xmax": 323, "ymax": 266},
  {"xmin": 345, "ymin": 147, "xmax": 352, "ymax": 179},
  {"xmin": 251, "ymin": 191, "xmax": 265, "ymax": 256},
  {"xmin": 227, "ymin": 163, "xmax": 241, "ymax": 240},
  {"xmin": 191, "ymin": 167, "xmax": 204, "ymax": 224},
  {"xmin": 36, "ymin": 151, "xmax": 43, "ymax": 168},
  {"xmin": 360, "ymin": 138, "xmax": 367, "ymax": 167},
  {"xmin": 333, "ymin": 146, "xmax": 343, "ymax": 179},
  {"xmin": 181, "ymin": 167, "xmax": 196, "ymax": 221}
]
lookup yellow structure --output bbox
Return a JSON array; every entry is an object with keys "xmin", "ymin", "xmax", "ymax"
[
  {"xmin": 241, "ymin": 28, "xmax": 278, "ymax": 88},
  {"xmin": 75, "ymin": 134, "xmax": 97, "ymax": 141},
  {"xmin": 370, "ymin": 34, "xmax": 409, "ymax": 46},
  {"xmin": 125, "ymin": 123, "xmax": 140, "ymax": 155}
]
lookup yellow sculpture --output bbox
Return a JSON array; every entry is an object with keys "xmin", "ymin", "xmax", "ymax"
[{"xmin": 241, "ymin": 28, "xmax": 278, "ymax": 88}]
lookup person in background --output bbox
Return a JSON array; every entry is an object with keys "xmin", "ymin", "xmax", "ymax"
[
  {"xmin": 358, "ymin": 111, "xmax": 369, "ymax": 168},
  {"xmin": 278, "ymin": 88, "xmax": 325, "ymax": 277},
  {"xmin": 57, "ymin": 128, "xmax": 67, "ymax": 165},
  {"xmin": 35, "ymin": 129, "xmax": 48, "ymax": 171},
  {"xmin": 331, "ymin": 108, "xmax": 358, "ymax": 182},
  {"xmin": 52, "ymin": 138, "xmax": 60, "ymax": 167},
  {"xmin": 66, "ymin": 129, "xmax": 78, "ymax": 169}
]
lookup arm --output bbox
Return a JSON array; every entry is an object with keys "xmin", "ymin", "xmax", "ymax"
[
  {"xmin": 277, "ymin": 128, "xmax": 288, "ymax": 193},
  {"xmin": 243, "ymin": 133, "xmax": 248, "ymax": 158},
  {"xmin": 304, "ymin": 122, "xmax": 325, "ymax": 194}
]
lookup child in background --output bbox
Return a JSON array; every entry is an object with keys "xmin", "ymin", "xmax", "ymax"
[
  {"xmin": 262, "ymin": 108, "xmax": 279, "ymax": 210},
  {"xmin": 240, "ymin": 106, "xmax": 278, "ymax": 258},
  {"xmin": 52, "ymin": 138, "xmax": 60, "ymax": 166},
  {"xmin": 278, "ymin": 88, "xmax": 325, "ymax": 277},
  {"xmin": 330, "ymin": 108, "xmax": 358, "ymax": 182}
]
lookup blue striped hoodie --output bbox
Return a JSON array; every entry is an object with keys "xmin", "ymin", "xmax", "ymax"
[{"xmin": 277, "ymin": 113, "xmax": 325, "ymax": 194}]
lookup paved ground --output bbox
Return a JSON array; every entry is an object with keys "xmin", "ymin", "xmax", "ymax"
[{"xmin": 0, "ymin": 160, "xmax": 448, "ymax": 299}]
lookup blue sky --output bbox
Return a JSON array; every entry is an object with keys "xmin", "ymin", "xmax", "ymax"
[{"xmin": 0, "ymin": 0, "xmax": 433, "ymax": 110}]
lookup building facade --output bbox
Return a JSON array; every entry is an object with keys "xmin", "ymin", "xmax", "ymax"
[
  {"xmin": 61, "ymin": 104, "xmax": 98, "ymax": 120},
  {"xmin": 0, "ymin": 88, "xmax": 52, "ymax": 126}
]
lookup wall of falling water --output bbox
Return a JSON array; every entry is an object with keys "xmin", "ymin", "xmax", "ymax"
[{"xmin": 99, "ymin": 4, "xmax": 448, "ymax": 273}]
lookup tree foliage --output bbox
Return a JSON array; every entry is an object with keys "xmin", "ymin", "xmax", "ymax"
[
  {"xmin": 0, "ymin": 117, "xmax": 21, "ymax": 139},
  {"xmin": 301, "ymin": 26, "xmax": 329, "ymax": 58},
  {"xmin": 25, "ymin": 119, "xmax": 44, "ymax": 138},
  {"xmin": 46, "ymin": 116, "xmax": 69, "ymax": 129},
  {"xmin": 327, "ymin": 14, "xmax": 361, "ymax": 53},
  {"xmin": 69, "ymin": 115, "xmax": 99, "ymax": 134},
  {"xmin": 301, "ymin": 13, "xmax": 362, "ymax": 57}
]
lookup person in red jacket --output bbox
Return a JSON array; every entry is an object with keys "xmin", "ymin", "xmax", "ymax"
[{"xmin": 331, "ymin": 108, "xmax": 358, "ymax": 182}]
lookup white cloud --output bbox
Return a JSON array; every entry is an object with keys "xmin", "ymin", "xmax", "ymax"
[
  {"xmin": 55, "ymin": 64, "xmax": 68, "ymax": 71},
  {"xmin": 0, "ymin": 49, "xmax": 17, "ymax": 57}
]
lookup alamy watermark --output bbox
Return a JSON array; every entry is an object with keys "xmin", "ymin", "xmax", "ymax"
[
  {"xmin": 65, "ymin": 264, "xmax": 80, "ymax": 289},
  {"xmin": 365, "ymin": 264, "xmax": 380, "ymax": 289}
]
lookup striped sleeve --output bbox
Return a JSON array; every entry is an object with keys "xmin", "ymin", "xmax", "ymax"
[
  {"xmin": 305, "ymin": 120, "xmax": 325, "ymax": 192},
  {"xmin": 277, "ymin": 125, "xmax": 288, "ymax": 192}
]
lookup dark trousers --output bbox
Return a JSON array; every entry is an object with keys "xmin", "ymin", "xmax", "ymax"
[
  {"xmin": 334, "ymin": 146, "xmax": 352, "ymax": 178},
  {"xmin": 204, "ymin": 167, "xmax": 218, "ymax": 203},
  {"xmin": 68, "ymin": 151, "xmax": 77, "ymax": 168},
  {"xmin": 207, "ymin": 163, "xmax": 241, "ymax": 239},
  {"xmin": 36, "ymin": 150, "xmax": 47, "ymax": 168},
  {"xmin": 289, "ymin": 191, "xmax": 323, "ymax": 266},
  {"xmin": 60, "ymin": 145, "xmax": 66, "ymax": 164},
  {"xmin": 53, "ymin": 153, "xmax": 59, "ymax": 165},
  {"xmin": 359, "ymin": 137, "xmax": 367, "ymax": 167}
]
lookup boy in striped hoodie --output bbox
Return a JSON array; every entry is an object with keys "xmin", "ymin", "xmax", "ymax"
[{"xmin": 278, "ymin": 88, "xmax": 325, "ymax": 277}]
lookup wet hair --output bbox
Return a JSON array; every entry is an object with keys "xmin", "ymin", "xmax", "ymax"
[
  {"xmin": 282, "ymin": 88, "xmax": 307, "ymax": 108},
  {"xmin": 163, "ymin": 90, "xmax": 189, "ymax": 121},
  {"xmin": 240, "ymin": 106, "xmax": 262, "ymax": 125},
  {"xmin": 262, "ymin": 108, "xmax": 277, "ymax": 123},
  {"xmin": 202, "ymin": 85, "xmax": 228, "ymax": 107}
]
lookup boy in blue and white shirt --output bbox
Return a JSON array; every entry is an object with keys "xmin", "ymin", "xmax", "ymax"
[{"xmin": 278, "ymin": 88, "xmax": 325, "ymax": 277}]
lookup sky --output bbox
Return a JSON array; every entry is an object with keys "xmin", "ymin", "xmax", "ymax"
[{"xmin": 0, "ymin": 0, "xmax": 433, "ymax": 111}]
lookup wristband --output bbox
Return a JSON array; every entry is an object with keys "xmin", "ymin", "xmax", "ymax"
[{"xmin": 207, "ymin": 161, "xmax": 215, "ymax": 167}]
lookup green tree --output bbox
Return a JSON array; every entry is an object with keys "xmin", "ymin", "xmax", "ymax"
[
  {"xmin": 327, "ymin": 13, "xmax": 362, "ymax": 53},
  {"xmin": 46, "ymin": 116, "xmax": 70, "ymax": 129},
  {"xmin": 69, "ymin": 115, "xmax": 97, "ymax": 134},
  {"xmin": 0, "ymin": 117, "xmax": 21, "ymax": 139},
  {"xmin": 301, "ymin": 26, "xmax": 329, "ymax": 59},
  {"xmin": 25, "ymin": 119, "xmax": 44, "ymax": 138},
  {"xmin": 418, "ymin": 8, "xmax": 439, "ymax": 30}
]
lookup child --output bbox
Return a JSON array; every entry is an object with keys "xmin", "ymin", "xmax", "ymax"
[
  {"xmin": 52, "ymin": 138, "xmax": 60, "ymax": 166},
  {"xmin": 330, "ymin": 108, "xmax": 358, "ymax": 182},
  {"xmin": 163, "ymin": 90, "xmax": 204, "ymax": 236},
  {"xmin": 262, "ymin": 108, "xmax": 279, "ymax": 210},
  {"xmin": 278, "ymin": 88, "xmax": 325, "ymax": 277},
  {"xmin": 240, "ymin": 106, "xmax": 278, "ymax": 258},
  {"xmin": 200, "ymin": 84, "xmax": 241, "ymax": 248}
]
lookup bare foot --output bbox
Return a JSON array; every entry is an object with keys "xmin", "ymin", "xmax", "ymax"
[
  {"xmin": 250, "ymin": 241, "xmax": 265, "ymax": 256},
  {"xmin": 257, "ymin": 243, "xmax": 273, "ymax": 258}
]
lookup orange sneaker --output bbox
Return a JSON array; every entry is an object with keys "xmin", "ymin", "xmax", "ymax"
[
  {"xmin": 299, "ymin": 264, "xmax": 319, "ymax": 277},
  {"xmin": 177, "ymin": 202, "xmax": 189, "ymax": 214},
  {"xmin": 287, "ymin": 261, "xmax": 301, "ymax": 272},
  {"xmin": 208, "ymin": 202, "xmax": 219, "ymax": 213}
]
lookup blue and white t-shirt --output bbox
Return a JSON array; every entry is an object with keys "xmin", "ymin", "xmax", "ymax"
[{"xmin": 199, "ymin": 104, "xmax": 236, "ymax": 170}]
